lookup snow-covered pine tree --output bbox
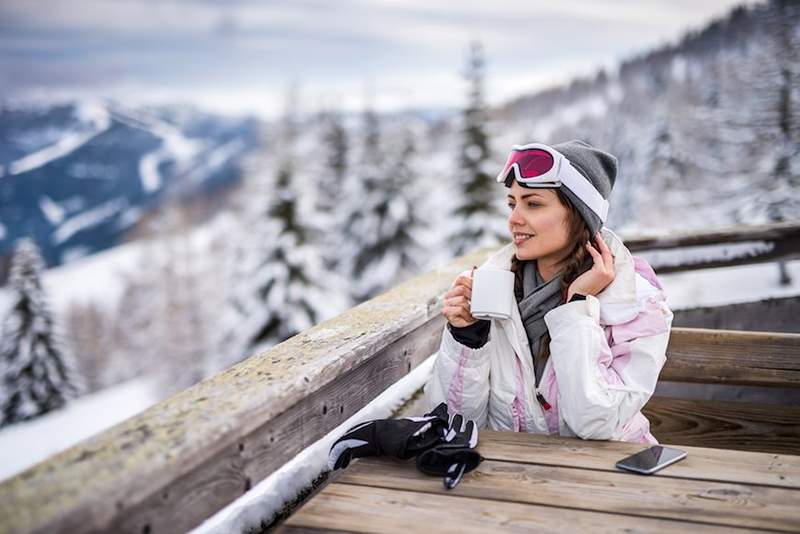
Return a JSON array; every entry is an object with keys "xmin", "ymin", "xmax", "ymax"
[
  {"xmin": 338, "ymin": 102, "xmax": 429, "ymax": 302},
  {"xmin": 316, "ymin": 109, "xmax": 350, "ymax": 272},
  {"xmin": 446, "ymin": 40, "xmax": 505, "ymax": 258},
  {"xmin": 384, "ymin": 127, "xmax": 429, "ymax": 282},
  {"xmin": 0, "ymin": 238, "xmax": 81, "ymax": 427},
  {"xmin": 217, "ymin": 87, "xmax": 343, "ymax": 366},
  {"xmin": 731, "ymin": 0, "xmax": 800, "ymax": 233}
]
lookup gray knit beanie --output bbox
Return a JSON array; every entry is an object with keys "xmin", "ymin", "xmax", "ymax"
[{"xmin": 551, "ymin": 140, "xmax": 617, "ymax": 235}]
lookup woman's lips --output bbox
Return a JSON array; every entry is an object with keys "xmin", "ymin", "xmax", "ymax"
[{"xmin": 513, "ymin": 233, "xmax": 533, "ymax": 245}]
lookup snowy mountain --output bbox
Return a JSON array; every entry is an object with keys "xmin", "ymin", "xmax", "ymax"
[
  {"xmin": 494, "ymin": 1, "xmax": 799, "ymax": 234},
  {"xmin": 0, "ymin": 100, "xmax": 260, "ymax": 268}
]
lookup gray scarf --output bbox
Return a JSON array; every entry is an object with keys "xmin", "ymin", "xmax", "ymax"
[{"xmin": 516, "ymin": 260, "xmax": 563, "ymax": 387}]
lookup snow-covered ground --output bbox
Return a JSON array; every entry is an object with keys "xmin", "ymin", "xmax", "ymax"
[
  {"xmin": 0, "ymin": 374, "xmax": 161, "ymax": 481},
  {"xmin": 28, "ymin": 210, "xmax": 238, "ymax": 314}
]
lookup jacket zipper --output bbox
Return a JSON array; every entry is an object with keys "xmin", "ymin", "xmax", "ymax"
[{"xmin": 536, "ymin": 392, "xmax": 552, "ymax": 411}]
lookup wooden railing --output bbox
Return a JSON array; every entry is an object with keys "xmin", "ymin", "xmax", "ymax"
[
  {"xmin": 1, "ymin": 221, "xmax": 798, "ymax": 534},
  {"xmin": 624, "ymin": 220, "xmax": 800, "ymax": 273},
  {"xmin": 0, "ymin": 245, "xmax": 493, "ymax": 534}
]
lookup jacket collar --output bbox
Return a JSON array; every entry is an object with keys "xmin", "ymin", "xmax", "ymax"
[{"xmin": 478, "ymin": 227, "xmax": 639, "ymax": 325}]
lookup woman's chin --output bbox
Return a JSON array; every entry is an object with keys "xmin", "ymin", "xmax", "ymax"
[{"xmin": 513, "ymin": 243, "xmax": 535, "ymax": 260}]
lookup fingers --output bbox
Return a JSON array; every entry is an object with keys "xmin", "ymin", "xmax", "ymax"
[
  {"xmin": 443, "ymin": 271, "xmax": 477, "ymax": 326},
  {"xmin": 594, "ymin": 231, "xmax": 614, "ymax": 267},
  {"xmin": 445, "ymin": 284, "xmax": 472, "ymax": 301},
  {"xmin": 585, "ymin": 240, "xmax": 602, "ymax": 264},
  {"xmin": 453, "ymin": 273, "xmax": 474, "ymax": 291},
  {"xmin": 586, "ymin": 232, "xmax": 613, "ymax": 271},
  {"xmin": 442, "ymin": 302, "xmax": 476, "ymax": 326}
]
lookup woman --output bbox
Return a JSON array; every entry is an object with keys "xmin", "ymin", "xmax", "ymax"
[{"xmin": 423, "ymin": 140, "xmax": 673, "ymax": 443}]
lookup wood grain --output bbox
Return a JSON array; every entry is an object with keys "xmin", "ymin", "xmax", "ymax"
[
  {"xmin": 663, "ymin": 328, "xmax": 800, "ymax": 388},
  {"xmin": 279, "ymin": 483, "xmax": 746, "ymax": 534},
  {"xmin": 644, "ymin": 397, "xmax": 800, "ymax": 454},
  {"xmin": 476, "ymin": 429, "xmax": 800, "ymax": 489},
  {"xmin": 328, "ymin": 456, "xmax": 800, "ymax": 532}
]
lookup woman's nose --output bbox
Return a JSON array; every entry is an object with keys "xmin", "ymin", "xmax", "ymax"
[{"xmin": 508, "ymin": 205, "xmax": 524, "ymax": 226}]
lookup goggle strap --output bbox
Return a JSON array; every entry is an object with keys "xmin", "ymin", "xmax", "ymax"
[{"xmin": 557, "ymin": 158, "xmax": 609, "ymax": 223}]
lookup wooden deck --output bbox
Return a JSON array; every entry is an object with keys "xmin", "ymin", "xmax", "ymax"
[{"xmin": 277, "ymin": 430, "xmax": 800, "ymax": 533}]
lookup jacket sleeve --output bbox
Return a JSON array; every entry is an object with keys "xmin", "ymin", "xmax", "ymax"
[
  {"xmin": 544, "ymin": 281, "xmax": 673, "ymax": 440},
  {"xmin": 423, "ymin": 322, "xmax": 493, "ymax": 429}
]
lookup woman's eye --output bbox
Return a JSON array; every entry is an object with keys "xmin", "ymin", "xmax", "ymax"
[
  {"xmin": 506, "ymin": 204, "xmax": 515, "ymax": 210},
  {"xmin": 527, "ymin": 202, "xmax": 540, "ymax": 208}
]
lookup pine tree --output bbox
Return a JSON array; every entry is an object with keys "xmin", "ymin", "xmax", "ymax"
[
  {"xmin": 342, "ymin": 120, "xmax": 428, "ymax": 302},
  {"xmin": 447, "ymin": 41, "xmax": 505, "ymax": 258},
  {"xmin": 218, "ymin": 88, "xmax": 344, "ymax": 366},
  {"xmin": 338, "ymin": 100, "xmax": 429, "ymax": 302},
  {"xmin": 0, "ymin": 238, "xmax": 81, "ymax": 427},
  {"xmin": 316, "ymin": 109, "xmax": 350, "ymax": 272}
]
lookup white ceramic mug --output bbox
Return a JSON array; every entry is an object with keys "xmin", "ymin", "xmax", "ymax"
[{"xmin": 470, "ymin": 268, "xmax": 515, "ymax": 320}]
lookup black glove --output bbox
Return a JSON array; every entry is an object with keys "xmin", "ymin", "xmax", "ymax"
[
  {"xmin": 328, "ymin": 402, "xmax": 450, "ymax": 470},
  {"xmin": 415, "ymin": 413, "xmax": 483, "ymax": 489}
]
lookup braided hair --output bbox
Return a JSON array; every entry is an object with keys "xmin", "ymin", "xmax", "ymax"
[{"xmin": 510, "ymin": 188, "xmax": 594, "ymax": 364}]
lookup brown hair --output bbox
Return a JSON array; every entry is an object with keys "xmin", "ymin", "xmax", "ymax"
[{"xmin": 510, "ymin": 188, "xmax": 593, "ymax": 364}]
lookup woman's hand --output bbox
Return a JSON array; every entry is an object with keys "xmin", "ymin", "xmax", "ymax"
[
  {"xmin": 442, "ymin": 267, "xmax": 480, "ymax": 328},
  {"xmin": 567, "ymin": 231, "xmax": 615, "ymax": 301}
]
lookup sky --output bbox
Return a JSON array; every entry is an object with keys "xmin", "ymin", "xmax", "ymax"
[{"xmin": 0, "ymin": 0, "xmax": 762, "ymax": 118}]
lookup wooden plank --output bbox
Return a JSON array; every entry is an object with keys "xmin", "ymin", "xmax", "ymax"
[
  {"xmin": 328, "ymin": 456, "xmax": 800, "ymax": 532},
  {"xmin": 663, "ymin": 327, "xmax": 800, "ymax": 388},
  {"xmin": 0, "ymin": 246, "xmax": 496, "ymax": 534},
  {"xmin": 672, "ymin": 296, "xmax": 800, "ymax": 335},
  {"xmin": 477, "ymin": 430, "xmax": 800, "ymax": 489},
  {"xmin": 644, "ymin": 397, "xmax": 800, "ymax": 455},
  {"xmin": 278, "ymin": 483, "xmax": 745, "ymax": 533},
  {"xmin": 625, "ymin": 221, "xmax": 800, "ymax": 251},
  {"xmin": 624, "ymin": 220, "xmax": 800, "ymax": 272}
]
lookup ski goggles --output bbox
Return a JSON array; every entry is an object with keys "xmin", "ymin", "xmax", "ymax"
[{"xmin": 496, "ymin": 143, "xmax": 609, "ymax": 223}]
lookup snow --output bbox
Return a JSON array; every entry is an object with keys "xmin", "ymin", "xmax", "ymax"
[
  {"xmin": 206, "ymin": 138, "xmax": 246, "ymax": 170},
  {"xmin": 0, "ymin": 374, "xmax": 161, "ymax": 481},
  {"xmin": 52, "ymin": 197, "xmax": 127, "ymax": 245},
  {"xmin": 6, "ymin": 102, "xmax": 111, "ymax": 176},
  {"xmin": 190, "ymin": 353, "xmax": 437, "ymax": 534},
  {"xmin": 120, "ymin": 108, "xmax": 204, "ymax": 193},
  {"xmin": 41, "ymin": 234, "xmax": 147, "ymax": 312},
  {"xmin": 138, "ymin": 152, "xmax": 163, "ymax": 192},
  {"xmin": 39, "ymin": 195, "xmax": 66, "ymax": 226},
  {"xmin": 659, "ymin": 258, "xmax": 800, "ymax": 310},
  {"xmin": 39, "ymin": 210, "xmax": 238, "ymax": 314},
  {"xmin": 640, "ymin": 241, "xmax": 776, "ymax": 269}
]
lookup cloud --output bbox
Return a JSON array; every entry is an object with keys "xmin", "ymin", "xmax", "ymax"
[{"xmin": 0, "ymin": 0, "xmax": 762, "ymax": 115}]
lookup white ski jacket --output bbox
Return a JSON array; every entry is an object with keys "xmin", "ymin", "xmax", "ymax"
[{"xmin": 423, "ymin": 227, "xmax": 674, "ymax": 443}]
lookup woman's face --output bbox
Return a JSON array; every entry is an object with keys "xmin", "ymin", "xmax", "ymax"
[{"xmin": 506, "ymin": 180, "xmax": 572, "ymax": 264}]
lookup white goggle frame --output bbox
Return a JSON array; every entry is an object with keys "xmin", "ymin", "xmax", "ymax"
[{"xmin": 496, "ymin": 143, "xmax": 609, "ymax": 223}]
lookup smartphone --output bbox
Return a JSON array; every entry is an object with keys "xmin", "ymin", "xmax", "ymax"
[{"xmin": 615, "ymin": 445, "xmax": 687, "ymax": 475}]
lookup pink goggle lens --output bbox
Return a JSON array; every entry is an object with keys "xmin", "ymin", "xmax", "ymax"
[{"xmin": 506, "ymin": 149, "xmax": 555, "ymax": 179}]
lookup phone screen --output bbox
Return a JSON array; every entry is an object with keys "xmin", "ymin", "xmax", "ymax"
[{"xmin": 616, "ymin": 446, "xmax": 686, "ymax": 473}]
